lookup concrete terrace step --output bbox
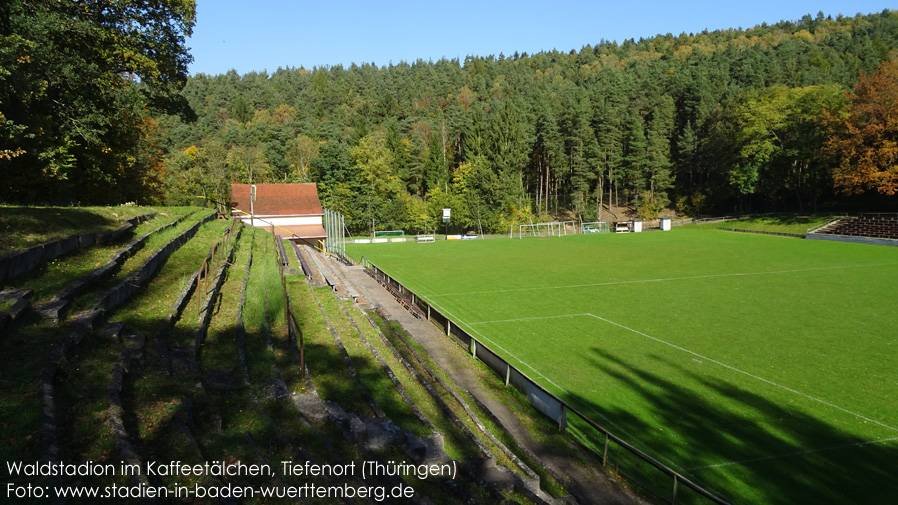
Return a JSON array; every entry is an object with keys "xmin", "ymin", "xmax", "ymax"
[
  {"xmin": 324, "ymin": 255, "xmax": 360, "ymax": 300},
  {"xmin": 325, "ymin": 257, "xmax": 379, "ymax": 308},
  {"xmin": 304, "ymin": 247, "xmax": 343, "ymax": 294},
  {"xmin": 302, "ymin": 247, "xmax": 368, "ymax": 302},
  {"xmin": 816, "ymin": 216, "xmax": 898, "ymax": 240}
]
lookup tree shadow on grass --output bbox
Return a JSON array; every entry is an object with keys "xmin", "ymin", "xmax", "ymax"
[
  {"xmin": 0, "ymin": 207, "xmax": 135, "ymax": 253},
  {"xmin": 565, "ymin": 348, "xmax": 898, "ymax": 505}
]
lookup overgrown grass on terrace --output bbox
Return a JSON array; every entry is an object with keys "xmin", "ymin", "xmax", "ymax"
[
  {"xmin": 0, "ymin": 211, "xmax": 217, "ymax": 465},
  {"xmin": 2, "ymin": 208, "xmax": 196, "ymax": 301},
  {"xmin": 56, "ymin": 217, "xmax": 228, "ymax": 463},
  {"xmin": 0, "ymin": 205, "xmax": 186, "ymax": 253}
]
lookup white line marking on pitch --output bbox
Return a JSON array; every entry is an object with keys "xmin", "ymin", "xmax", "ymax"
[
  {"xmin": 583, "ymin": 312, "xmax": 898, "ymax": 433},
  {"xmin": 688, "ymin": 436, "xmax": 898, "ymax": 471},
  {"xmin": 468, "ymin": 313, "xmax": 590, "ymax": 325},
  {"xmin": 465, "ymin": 310, "xmax": 898, "ymax": 432},
  {"xmin": 421, "ymin": 297, "xmax": 898, "ymax": 469},
  {"xmin": 422, "ymin": 262, "xmax": 898, "ymax": 298},
  {"xmin": 423, "ymin": 298, "xmax": 682, "ymax": 468}
]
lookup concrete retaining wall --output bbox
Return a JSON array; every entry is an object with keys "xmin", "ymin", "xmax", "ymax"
[
  {"xmin": 192, "ymin": 224, "xmax": 243, "ymax": 372},
  {"xmin": 0, "ymin": 213, "xmax": 155, "ymax": 284},
  {"xmin": 92, "ymin": 213, "xmax": 214, "ymax": 314},
  {"xmin": 806, "ymin": 232, "xmax": 898, "ymax": 247}
]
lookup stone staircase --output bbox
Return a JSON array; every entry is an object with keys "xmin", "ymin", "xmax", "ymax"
[{"xmin": 808, "ymin": 214, "xmax": 898, "ymax": 246}]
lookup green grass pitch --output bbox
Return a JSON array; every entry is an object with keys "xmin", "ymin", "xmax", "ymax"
[{"xmin": 347, "ymin": 229, "xmax": 898, "ymax": 504}]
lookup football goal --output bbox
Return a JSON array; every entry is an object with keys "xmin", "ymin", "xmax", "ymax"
[
  {"xmin": 581, "ymin": 221, "xmax": 610, "ymax": 234},
  {"xmin": 518, "ymin": 221, "xmax": 577, "ymax": 239},
  {"xmin": 373, "ymin": 230, "xmax": 405, "ymax": 243}
]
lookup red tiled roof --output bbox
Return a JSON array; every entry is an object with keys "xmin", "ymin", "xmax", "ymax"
[{"xmin": 231, "ymin": 183, "xmax": 323, "ymax": 216}]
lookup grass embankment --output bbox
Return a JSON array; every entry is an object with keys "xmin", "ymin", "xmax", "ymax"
[
  {"xmin": 685, "ymin": 214, "xmax": 836, "ymax": 235},
  {"xmin": 0, "ymin": 210, "xmax": 215, "ymax": 465},
  {"xmin": 2, "ymin": 208, "xmax": 196, "ymax": 301},
  {"xmin": 0, "ymin": 205, "xmax": 162, "ymax": 254}
]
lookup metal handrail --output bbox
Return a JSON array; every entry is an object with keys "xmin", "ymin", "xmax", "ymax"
[
  {"xmin": 363, "ymin": 257, "xmax": 733, "ymax": 505},
  {"xmin": 806, "ymin": 216, "xmax": 846, "ymax": 235}
]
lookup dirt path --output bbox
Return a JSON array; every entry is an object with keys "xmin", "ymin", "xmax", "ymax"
[{"xmin": 336, "ymin": 260, "xmax": 643, "ymax": 505}]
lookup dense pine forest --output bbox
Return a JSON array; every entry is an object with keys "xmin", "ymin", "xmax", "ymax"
[{"xmin": 3, "ymin": 7, "xmax": 898, "ymax": 233}]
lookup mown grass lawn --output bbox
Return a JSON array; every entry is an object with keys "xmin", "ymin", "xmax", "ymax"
[{"xmin": 349, "ymin": 228, "xmax": 898, "ymax": 505}]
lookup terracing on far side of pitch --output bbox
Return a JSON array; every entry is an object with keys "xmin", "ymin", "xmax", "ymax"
[{"xmin": 807, "ymin": 214, "xmax": 898, "ymax": 245}]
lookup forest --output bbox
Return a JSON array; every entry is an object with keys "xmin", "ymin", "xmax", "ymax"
[{"xmin": 2, "ymin": 6, "xmax": 898, "ymax": 234}]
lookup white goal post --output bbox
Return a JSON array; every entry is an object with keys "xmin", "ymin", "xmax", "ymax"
[
  {"xmin": 518, "ymin": 221, "xmax": 577, "ymax": 238},
  {"xmin": 581, "ymin": 221, "xmax": 610, "ymax": 233}
]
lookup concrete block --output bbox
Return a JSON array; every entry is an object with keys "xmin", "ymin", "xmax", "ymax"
[
  {"xmin": 292, "ymin": 393, "xmax": 329, "ymax": 424},
  {"xmin": 41, "ymin": 240, "xmax": 61, "ymax": 262},
  {"xmin": 35, "ymin": 300, "xmax": 69, "ymax": 323},
  {"xmin": 0, "ymin": 256, "xmax": 8, "ymax": 282},
  {"xmin": 58, "ymin": 235, "xmax": 79, "ymax": 257},
  {"xmin": 106, "ymin": 322, "xmax": 126, "ymax": 341},
  {"xmin": 79, "ymin": 233, "xmax": 96, "ymax": 248},
  {"xmin": 8, "ymin": 246, "xmax": 42, "ymax": 279}
]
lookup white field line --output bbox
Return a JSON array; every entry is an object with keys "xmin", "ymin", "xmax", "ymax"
[
  {"xmin": 467, "ymin": 309, "xmax": 898, "ymax": 469},
  {"xmin": 468, "ymin": 313, "xmax": 590, "ymax": 325},
  {"xmin": 581, "ymin": 313, "xmax": 898, "ymax": 433},
  {"xmin": 421, "ymin": 262, "xmax": 898, "ymax": 298},
  {"xmin": 689, "ymin": 436, "xmax": 898, "ymax": 471},
  {"xmin": 423, "ymin": 297, "xmax": 682, "ymax": 468}
]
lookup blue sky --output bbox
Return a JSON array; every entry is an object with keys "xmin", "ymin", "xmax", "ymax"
[{"xmin": 187, "ymin": 1, "xmax": 891, "ymax": 76}]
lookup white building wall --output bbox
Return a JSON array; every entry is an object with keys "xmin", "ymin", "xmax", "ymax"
[{"xmin": 236, "ymin": 215, "xmax": 322, "ymax": 226}]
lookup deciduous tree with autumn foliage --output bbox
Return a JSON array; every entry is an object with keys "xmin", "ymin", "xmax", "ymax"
[{"xmin": 828, "ymin": 59, "xmax": 898, "ymax": 196}]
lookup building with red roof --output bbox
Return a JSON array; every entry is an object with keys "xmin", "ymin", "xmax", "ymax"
[{"xmin": 231, "ymin": 183, "xmax": 326, "ymax": 247}]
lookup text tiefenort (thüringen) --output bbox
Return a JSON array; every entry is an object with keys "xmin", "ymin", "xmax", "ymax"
[{"xmin": 5, "ymin": 459, "xmax": 456, "ymax": 501}]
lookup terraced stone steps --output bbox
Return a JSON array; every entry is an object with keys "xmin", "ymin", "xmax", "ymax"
[
  {"xmin": 815, "ymin": 215, "xmax": 898, "ymax": 239},
  {"xmin": 0, "ymin": 212, "xmax": 157, "ymax": 284},
  {"xmin": 313, "ymin": 254, "xmax": 564, "ymax": 503},
  {"xmin": 34, "ymin": 211, "xmax": 201, "ymax": 322},
  {"xmin": 3, "ymin": 212, "xmax": 573, "ymax": 504},
  {"xmin": 354, "ymin": 303, "xmax": 558, "ymax": 503},
  {"xmin": 43, "ymin": 216, "xmax": 227, "ymax": 480},
  {"xmin": 0, "ymin": 211, "xmax": 221, "ymax": 477}
]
